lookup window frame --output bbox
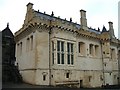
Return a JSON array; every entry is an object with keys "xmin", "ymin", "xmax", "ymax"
[
  {"xmin": 67, "ymin": 42, "xmax": 74, "ymax": 65},
  {"xmin": 57, "ymin": 40, "xmax": 65, "ymax": 64},
  {"xmin": 78, "ymin": 42, "xmax": 86, "ymax": 56},
  {"xmin": 89, "ymin": 44, "xmax": 94, "ymax": 56},
  {"xmin": 95, "ymin": 45, "xmax": 99, "ymax": 57}
]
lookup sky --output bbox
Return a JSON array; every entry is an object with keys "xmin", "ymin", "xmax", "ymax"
[{"xmin": 0, "ymin": 0, "xmax": 119, "ymax": 38}]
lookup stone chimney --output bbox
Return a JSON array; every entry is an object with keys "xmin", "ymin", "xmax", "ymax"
[
  {"xmin": 108, "ymin": 21, "xmax": 115, "ymax": 38},
  {"xmin": 24, "ymin": 2, "xmax": 34, "ymax": 25},
  {"xmin": 27, "ymin": 2, "xmax": 33, "ymax": 12},
  {"xmin": 80, "ymin": 9, "xmax": 88, "ymax": 30},
  {"xmin": 108, "ymin": 21, "xmax": 113, "ymax": 30}
]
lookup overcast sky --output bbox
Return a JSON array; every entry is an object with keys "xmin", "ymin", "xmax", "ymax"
[{"xmin": 0, "ymin": 0, "xmax": 119, "ymax": 38}]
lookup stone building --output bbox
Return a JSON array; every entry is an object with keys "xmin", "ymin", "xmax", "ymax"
[
  {"xmin": 2, "ymin": 23, "xmax": 22, "ymax": 83},
  {"xmin": 15, "ymin": 3, "xmax": 120, "ymax": 88}
]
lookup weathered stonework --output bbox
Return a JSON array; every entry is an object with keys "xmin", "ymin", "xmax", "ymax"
[{"xmin": 15, "ymin": 2, "xmax": 120, "ymax": 88}]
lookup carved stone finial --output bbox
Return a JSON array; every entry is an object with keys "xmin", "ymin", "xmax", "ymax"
[
  {"xmin": 51, "ymin": 11, "xmax": 54, "ymax": 16},
  {"xmin": 98, "ymin": 27, "xmax": 100, "ymax": 31},
  {"xmin": 102, "ymin": 25, "xmax": 107, "ymax": 32},
  {"xmin": 7, "ymin": 22, "xmax": 9, "ymax": 28}
]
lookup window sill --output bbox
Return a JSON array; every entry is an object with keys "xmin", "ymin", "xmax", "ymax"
[
  {"xmin": 78, "ymin": 53, "xmax": 86, "ymax": 57},
  {"xmin": 55, "ymin": 64, "xmax": 74, "ymax": 67},
  {"xmin": 67, "ymin": 64, "xmax": 74, "ymax": 67},
  {"xmin": 57, "ymin": 64, "xmax": 65, "ymax": 65}
]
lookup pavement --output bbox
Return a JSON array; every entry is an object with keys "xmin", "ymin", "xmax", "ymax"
[
  {"xmin": 2, "ymin": 82, "xmax": 120, "ymax": 89},
  {"xmin": 2, "ymin": 82, "xmax": 57, "ymax": 88}
]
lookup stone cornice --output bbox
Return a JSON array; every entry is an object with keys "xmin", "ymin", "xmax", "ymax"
[
  {"xmin": 15, "ymin": 22, "xmax": 51, "ymax": 42},
  {"xmin": 15, "ymin": 21, "xmax": 120, "ymax": 46}
]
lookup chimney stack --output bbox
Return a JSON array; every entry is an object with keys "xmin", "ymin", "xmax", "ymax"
[
  {"xmin": 108, "ymin": 21, "xmax": 113, "ymax": 30},
  {"xmin": 24, "ymin": 2, "xmax": 34, "ymax": 25},
  {"xmin": 26, "ymin": 2, "xmax": 33, "ymax": 12},
  {"xmin": 108, "ymin": 21, "xmax": 115, "ymax": 38},
  {"xmin": 80, "ymin": 9, "xmax": 88, "ymax": 30}
]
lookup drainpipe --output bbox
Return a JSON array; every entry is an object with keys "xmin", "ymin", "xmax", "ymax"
[
  {"xmin": 49, "ymin": 20, "xmax": 52, "ymax": 86},
  {"xmin": 100, "ymin": 41, "xmax": 105, "ymax": 86}
]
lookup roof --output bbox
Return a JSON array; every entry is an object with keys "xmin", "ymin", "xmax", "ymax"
[
  {"xmin": 35, "ymin": 11, "xmax": 101, "ymax": 35},
  {"xmin": 2, "ymin": 23, "xmax": 14, "ymax": 38},
  {"xmin": 102, "ymin": 26, "xmax": 108, "ymax": 33}
]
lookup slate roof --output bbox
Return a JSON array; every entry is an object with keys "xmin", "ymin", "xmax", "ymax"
[
  {"xmin": 35, "ymin": 11, "xmax": 101, "ymax": 35},
  {"xmin": 102, "ymin": 26, "xmax": 108, "ymax": 33},
  {"xmin": 2, "ymin": 23, "xmax": 14, "ymax": 38}
]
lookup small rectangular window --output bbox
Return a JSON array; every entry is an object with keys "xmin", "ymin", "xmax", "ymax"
[
  {"xmin": 30, "ymin": 35, "xmax": 33, "ymax": 50},
  {"xmin": 43, "ymin": 75, "xmax": 46, "ymax": 81},
  {"xmin": 66, "ymin": 73, "xmax": 69, "ymax": 78},
  {"xmin": 78, "ymin": 42, "xmax": 85, "ymax": 55},
  {"xmin": 89, "ymin": 76, "xmax": 92, "ymax": 82}
]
